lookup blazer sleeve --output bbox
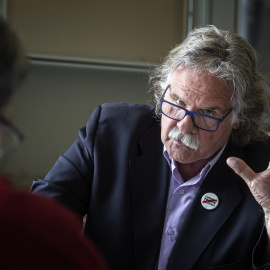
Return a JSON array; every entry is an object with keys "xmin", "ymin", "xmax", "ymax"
[{"xmin": 31, "ymin": 105, "xmax": 102, "ymax": 217}]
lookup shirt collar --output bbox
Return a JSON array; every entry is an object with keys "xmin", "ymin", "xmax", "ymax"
[{"xmin": 163, "ymin": 142, "xmax": 227, "ymax": 185}]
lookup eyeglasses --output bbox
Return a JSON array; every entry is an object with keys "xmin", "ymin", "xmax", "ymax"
[
  {"xmin": 160, "ymin": 85, "xmax": 233, "ymax": 132},
  {"xmin": 0, "ymin": 116, "xmax": 24, "ymax": 158}
]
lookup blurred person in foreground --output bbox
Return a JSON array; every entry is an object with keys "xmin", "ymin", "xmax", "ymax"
[
  {"xmin": 0, "ymin": 17, "xmax": 108, "ymax": 270},
  {"xmin": 32, "ymin": 25, "xmax": 270, "ymax": 269}
]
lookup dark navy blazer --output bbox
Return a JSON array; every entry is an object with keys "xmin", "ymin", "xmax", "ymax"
[{"xmin": 31, "ymin": 102, "xmax": 270, "ymax": 270}]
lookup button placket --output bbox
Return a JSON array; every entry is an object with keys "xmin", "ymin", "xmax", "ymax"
[{"xmin": 179, "ymin": 189, "xmax": 185, "ymax": 195}]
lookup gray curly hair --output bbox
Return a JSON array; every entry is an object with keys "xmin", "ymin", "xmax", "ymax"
[{"xmin": 149, "ymin": 25, "xmax": 270, "ymax": 146}]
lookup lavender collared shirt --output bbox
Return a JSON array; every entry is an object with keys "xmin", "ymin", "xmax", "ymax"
[{"xmin": 157, "ymin": 143, "xmax": 227, "ymax": 270}]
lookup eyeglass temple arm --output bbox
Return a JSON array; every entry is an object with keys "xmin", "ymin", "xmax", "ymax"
[{"xmin": 161, "ymin": 85, "xmax": 171, "ymax": 99}]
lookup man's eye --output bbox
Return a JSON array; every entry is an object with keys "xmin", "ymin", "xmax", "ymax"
[
  {"xmin": 203, "ymin": 109, "xmax": 214, "ymax": 116},
  {"xmin": 176, "ymin": 99, "xmax": 185, "ymax": 106}
]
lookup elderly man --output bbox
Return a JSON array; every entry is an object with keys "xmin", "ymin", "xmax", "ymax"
[{"xmin": 32, "ymin": 25, "xmax": 270, "ymax": 270}]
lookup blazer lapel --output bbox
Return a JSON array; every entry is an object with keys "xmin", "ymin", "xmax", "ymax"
[
  {"xmin": 167, "ymin": 144, "xmax": 245, "ymax": 270},
  {"xmin": 129, "ymin": 123, "xmax": 170, "ymax": 270}
]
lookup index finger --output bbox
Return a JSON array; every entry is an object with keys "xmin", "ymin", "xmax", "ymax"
[{"xmin": 226, "ymin": 157, "xmax": 257, "ymax": 183}]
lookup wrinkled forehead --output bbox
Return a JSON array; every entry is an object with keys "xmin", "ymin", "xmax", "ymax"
[{"xmin": 170, "ymin": 68, "xmax": 234, "ymax": 103}]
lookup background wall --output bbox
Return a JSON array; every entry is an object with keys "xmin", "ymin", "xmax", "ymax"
[
  {"xmin": 4, "ymin": 62, "xmax": 152, "ymax": 187},
  {"xmin": 8, "ymin": 0, "xmax": 187, "ymax": 62},
  {"xmin": 2, "ymin": 0, "xmax": 189, "ymax": 187}
]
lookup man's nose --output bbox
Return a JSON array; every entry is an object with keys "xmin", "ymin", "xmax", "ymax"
[{"xmin": 176, "ymin": 114, "xmax": 197, "ymax": 134}]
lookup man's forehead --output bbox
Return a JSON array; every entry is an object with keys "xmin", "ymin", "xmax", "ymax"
[
  {"xmin": 174, "ymin": 80, "xmax": 214, "ymax": 97},
  {"xmin": 171, "ymin": 68, "xmax": 233, "ymax": 100}
]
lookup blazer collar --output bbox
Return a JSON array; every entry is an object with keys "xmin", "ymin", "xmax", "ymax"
[{"xmin": 129, "ymin": 123, "xmax": 170, "ymax": 270}]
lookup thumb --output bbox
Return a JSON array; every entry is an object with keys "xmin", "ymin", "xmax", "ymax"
[{"xmin": 226, "ymin": 157, "xmax": 256, "ymax": 183}]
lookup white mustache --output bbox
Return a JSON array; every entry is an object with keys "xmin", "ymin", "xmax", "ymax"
[{"xmin": 168, "ymin": 127, "xmax": 200, "ymax": 151}]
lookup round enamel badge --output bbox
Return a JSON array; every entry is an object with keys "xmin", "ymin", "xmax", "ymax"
[{"xmin": 201, "ymin": 192, "xmax": 219, "ymax": 210}]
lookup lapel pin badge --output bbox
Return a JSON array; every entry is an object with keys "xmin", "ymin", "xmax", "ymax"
[{"xmin": 201, "ymin": 192, "xmax": 219, "ymax": 210}]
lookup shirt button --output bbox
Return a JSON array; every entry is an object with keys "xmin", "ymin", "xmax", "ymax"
[
  {"xmin": 167, "ymin": 228, "xmax": 174, "ymax": 235},
  {"xmin": 179, "ymin": 189, "xmax": 185, "ymax": 195}
]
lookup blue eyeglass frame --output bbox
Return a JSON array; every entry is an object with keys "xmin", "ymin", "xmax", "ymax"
[{"xmin": 160, "ymin": 85, "xmax": 233, "ymax": 132}]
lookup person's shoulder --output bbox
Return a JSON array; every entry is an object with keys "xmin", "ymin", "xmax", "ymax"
[
  {"xmin": 0, "ymin": 181, "xmax": 108, "ymax": 269},
  {"xmin": 82, "ymin": 102, "xmax": 159, "ymax": 141},
  {"xmin": 0, "ymin": 182, "xmax": 82, "ymax": 231},
  {"xmin": 0, "ymin": 183, "xmax": 88, "ymax": 255},
  {"xmin": 100, "ymin": 102, "xmax": 155, "ymax": 115},
  {"xmin": 97, "ymin": 102, "xmax": 158, "ymax": 124}
]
